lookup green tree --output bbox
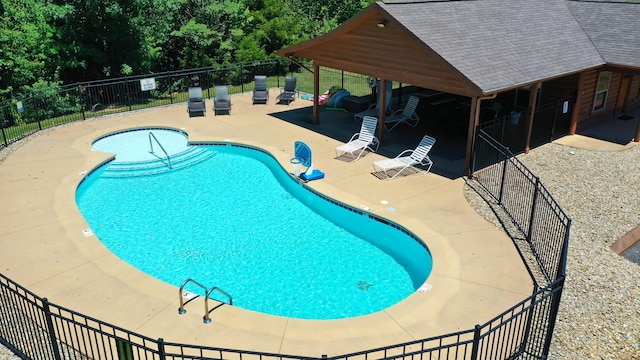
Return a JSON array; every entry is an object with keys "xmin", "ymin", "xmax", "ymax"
[
  {"xmin": 0, "ymin": 0, "xmax": 56, "ymax": 98},
  {"xmin": 1, "ymin": 0, "xmax": 376, "ymax": 94},
  {"xmin": 132, "ymin": 0, "xmax": 181, "ymax": 71},
  {"xmin": 287, "ymin": 0, "xmax": 374, "ymax": 38},
  {"xmin": 140, "ymin": 0, "xmax": 251, "ymax": 70},
  {"xmin": 50, "ymin": 0, "xmax": 147, "ymax": 82},
  {"xmin": 238, "ymin": 0, "xmax": 303, "ymax": 62}
]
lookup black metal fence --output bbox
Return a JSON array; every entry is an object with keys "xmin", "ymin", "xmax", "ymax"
[
  {"xmin": 1, "ymin": 62, "xmax": 569, "ymax": 359},
  {"xmin": 0, "ymin": 59, "xmax": 284, "ymax": 148},
  {"xmin": 471, "ymin": 129, "xmax": 570, "ymax": 284},
  {"xmin": 477, "ymin": 111, "xmax": 531, "ymax": 155},
  {"xmin": 0, "ymin": 59, "xmax": 375, "ymax": 150},
  {"xmin": 1, "ymin": 272, "xmax": 565, "ymax": 360}
]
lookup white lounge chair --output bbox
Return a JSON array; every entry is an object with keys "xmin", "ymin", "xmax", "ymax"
[
  {"xmin": 384, "ymin": 95, "xmax": 420, "ymax": 131},
  {"xmin": 335, "ymin": 116, "xmax": 380, "ymax": 162},
  {"xmin": 372, "ymin": 135, "xmax": 435, "ymax": 180}
]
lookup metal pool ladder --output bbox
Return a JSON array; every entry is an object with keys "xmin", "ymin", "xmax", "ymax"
[
  {"xmin": 148, "ymin": 131, "xmax": 172, "ymax": 169},
  {"xmin": 178, "ymin": 278, "xmax": 233, "ymax": 324}
]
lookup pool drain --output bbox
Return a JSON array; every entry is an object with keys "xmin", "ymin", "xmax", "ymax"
[{"xmin": 356, "ymin": 280, "xmax": 372, "ymax": 291}]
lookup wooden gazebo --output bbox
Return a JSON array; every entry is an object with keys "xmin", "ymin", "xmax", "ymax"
[{"xmin": 278, "ymin": 0, "xmax": 640, "ymax": 174}]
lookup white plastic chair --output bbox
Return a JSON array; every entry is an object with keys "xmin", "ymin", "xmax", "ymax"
[
  {"xmin": 384, "ymin": 95, "xmax": 420, "ymax": 131},
  {"xmin": 372, "ymin": 135, "xmax": 435, "ymax": 180},
  {"xmin": 335, "ymin": 116, "xmax": 380, "ymax": 162}
]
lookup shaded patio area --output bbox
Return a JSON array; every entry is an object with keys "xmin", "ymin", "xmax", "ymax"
[{"xmin": 270, "ymin": 96, "xmax": 468, "ymax": 180}]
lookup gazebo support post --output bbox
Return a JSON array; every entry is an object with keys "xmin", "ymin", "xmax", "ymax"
[
  {"xmin": 377, "ymin": 78, "xmax": 388, "ymax": 144},
  {"xmin": 313, "ymin": 63, "xmax": 320, "ymax": 125},
  {"xmin": 524, "ymin": 82, "xmax": 540, "ymax": 154},
  {"xmin": 465, "ymin": 93, "xmax": 497, "ymax": 177},
  {"xmin": 569, "ymin": 72, "xmax": 586, "ymax": 135},
  {"xmin": 464, "ymin": 96, "xmax": 479, "ymax": 177}
]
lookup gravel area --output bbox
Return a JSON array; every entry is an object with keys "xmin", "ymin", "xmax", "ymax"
[
  {"xmin": 0, "ymin": 346, "xmax": 19, "ymax": 360},
  {"xmin": 518, "ymin": 143, "xmax": 640, "ymax": 360},
  {"xmin": 1, "ymin": 132, "xmax": 640, "ymax": 359},
  {"xmin": 466, "ymin": 142, "xmax": 640, "ymax": 359}
]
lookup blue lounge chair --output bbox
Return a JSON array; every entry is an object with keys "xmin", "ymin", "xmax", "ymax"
[
  {"xmin": 214, "ymin": 85, "xmax": 231, "ymax": 115},
  {"xmin": 187, "ymin": 87, "xmax": 206, "ymax": 117},
  {"xmin": 252, "ymin": 76, "xmax": 269, "ymax": 104},
  {"xmin": 276, "ymin": 77, "xmax": 298, "ymax": 105}
]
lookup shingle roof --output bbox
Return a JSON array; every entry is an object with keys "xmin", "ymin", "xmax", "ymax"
[
  {"xmin": 278, "ymin": 0, "xmax": 638, "ymax": 95},
  {"xmin": 566, "ymin": 0, "xmax": 640, "ymax": 68},
  {"xmin": 379, "ymin": 0, "xmax": 606, "ymax": 93}
]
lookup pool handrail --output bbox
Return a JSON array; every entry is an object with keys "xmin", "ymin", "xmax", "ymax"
[
  {"xmin": 178, "ymin": 278, "xmax": 207, "ymax": 316},
  {"xmin": 149, "ymin": 131, "xmax": 172, "ymax": 169},
  {"xmin": 179, "ymin": 278, "xmax": 233, "ymax": 324},
  {"xmin": 205, "ymin": 287, "xmax": 233, "ymax": 323}
]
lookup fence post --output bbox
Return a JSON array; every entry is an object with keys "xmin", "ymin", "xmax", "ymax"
[
  {"xmin": 542, "ymin": 277, "xmax": 565, "ymax": 357},
  {"xmin": 470, "ymin": 324, "xmax": 481, "ymax": 359},
  {"xmin": 556, "ymin": 219, "xmax": 570, "ymax": 280},
  {"xmin": 79, "ymin": 85, "xmax": 86, "ymax": 121},
  {"xmin": 206, "ymin": 69, "xmax": 211, "ymax": 99},
  {"xmin": 1, "ymin": 118, "xmax": 7, "ymax": 147},
  {"xmin": 526, "ymin": 177, "xmax": 540, "ymax": 244},
  {"xmin": 498, "ymin": 147, "xmax": 509, "ymax": 204},
  {"xmin": 240, "ymin": 62, "xmax": 245, "ymax": 93},
  {"xmin": 124, "ymin": 77, "xmax": 132, "ymax": 112},
  {"xmin": 277, "ymin": 60, "xmax": 282, "ymax": 88},
  {"xmin": 168, "ymin": 72, "xmax": 173, "ymax": 104},
  {"xmin": 518, "ymin": 284, "xmax": 539, "ymax": 356},
  {"xmin": 42, "ymin": 298, "xmax": 63, "ymax": 360},
  {"xmin": 470, "ymin": 129, "xmax": 479, "ymax": 180},
  {"xmin": 32, "ymin": 93, "xmax": 42, "ymax": 131},
  {"xmin": 157, "ymin": 338, "xmax": 166, "ymax": 360}
]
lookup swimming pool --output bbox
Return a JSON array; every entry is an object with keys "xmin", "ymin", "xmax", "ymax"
[{"xmin": 77, "ymin": 128, "xmax": 432, "ymax": 320}]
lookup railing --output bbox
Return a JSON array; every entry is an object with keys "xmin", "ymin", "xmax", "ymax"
[
  {"xmin": 0, "ymin": 59, "xmax": 286, "ymax": 149},
  {"xmin": 148, "ymin": 131, "xmax": 172, "ymax": 169},
  {"xmin": 178, "ymin": 278, "xmax": 233, "ymax": 324},
  {"xmin": 471, "ymin": 129, "xmax": 570, "ymax": 285},
  {"xmin": 476, "ymin": 110, "xmax": 531, "ymax": 155},
  {"xmin": 0, "ymin": 59, "xmax": 376, "ymax": 150},
  {"xmin": 0, "ymin": 61, "xmax": 569, "ymax": 360},
  {"xmin": 1, "ymin": 272, "xmax": 564, "ymax": 360}
]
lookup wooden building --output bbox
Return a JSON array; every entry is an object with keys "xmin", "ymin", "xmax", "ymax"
[{"xmin": 277, "ymin": 0, "xmax": 640, "ymax": 174}]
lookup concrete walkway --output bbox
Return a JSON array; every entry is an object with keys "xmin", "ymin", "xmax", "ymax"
[{"xmin": 0, "ymin": 90, "xmax": 531, "ymax": 357}]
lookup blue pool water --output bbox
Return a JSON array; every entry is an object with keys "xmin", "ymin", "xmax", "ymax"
[
  {"xmin": 77, "ymin": 128, "xmax": 432, "ymax": 320},
  {"xmin": 92, "ymin": 127, "xmax": 190, "ymax": 162}
]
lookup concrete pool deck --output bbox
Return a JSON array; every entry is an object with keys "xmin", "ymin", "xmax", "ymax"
[{"xmin": 0, "ymin": 90, "xmax": 532, "ymax": 357}]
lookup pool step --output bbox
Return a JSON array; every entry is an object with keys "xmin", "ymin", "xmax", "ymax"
[{"xmin": 103, "ymin": 147, "xmax": 215, "ymax": 177}]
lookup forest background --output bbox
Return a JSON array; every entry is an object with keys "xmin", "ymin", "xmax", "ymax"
[{"xmin": 0, "ymin": 0, "xmax": 375, "ymax": 101}]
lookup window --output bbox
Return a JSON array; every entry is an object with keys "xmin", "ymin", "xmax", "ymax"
[{"xmin": 593, "ymin": 71, "xmax": 611, "ymax": 112}]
